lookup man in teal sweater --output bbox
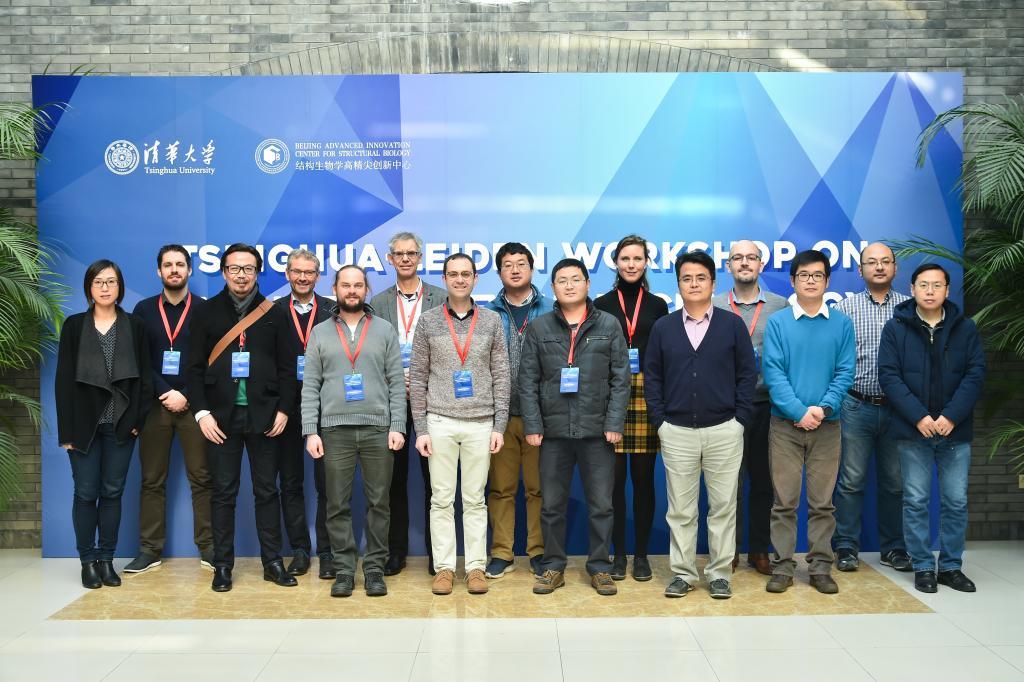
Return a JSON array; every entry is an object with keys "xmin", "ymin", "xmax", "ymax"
[{"xmin": 762, "ymin": 250, "xmax": 855, "ymax": 594}]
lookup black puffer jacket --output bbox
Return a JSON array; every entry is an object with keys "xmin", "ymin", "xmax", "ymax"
[{"xmin": 518, "ymin": 299, "xmax": 631, "ymax": 439}]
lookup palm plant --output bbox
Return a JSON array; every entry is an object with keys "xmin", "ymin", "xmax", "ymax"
[
  {"xmin": 0, "ymin": 102, "xmax": 68, "ymax": 510},
  {"xmin": 893, "ymin": 96, "xmax": 1024, "ymax": 471}
]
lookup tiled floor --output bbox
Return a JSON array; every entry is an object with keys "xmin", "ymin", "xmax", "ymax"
[{"xmin": 0, "ymin": 542, "xmax": 1021, "ymax": 681}]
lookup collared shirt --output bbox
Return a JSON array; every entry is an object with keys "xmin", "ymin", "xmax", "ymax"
[
  {"xmin": 396, "ymin": 284, "xmax": 423, "ymax": 344},
  {"xmin": 730, "ymin": 287, "xmax": 767, "ymax": 305},
  {"xmin": 683, "ymin": 305, "xmax": 713, "ymax": 349},
  {"xmin": 835, "ymin": 288, "xmax": 910, "ymax": 396},
  {"xmin": 291, "ymin": 296, "xmax": 314, "ymax": 315},
  {"xmin": 792, "ymin": 301, "xmax": 830, "ymax": 320}
]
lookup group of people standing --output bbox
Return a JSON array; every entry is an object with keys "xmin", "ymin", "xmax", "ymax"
[{"xmin": 55, "ymin": 232, "xmax": 985, "ymax": 600}]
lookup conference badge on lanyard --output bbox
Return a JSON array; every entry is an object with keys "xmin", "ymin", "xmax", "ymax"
[
  {"xmin": 560, "ymin": 309, "xmax": 588, "ymax": 394},
  {"xmin": 443, "ymin": 304, "xmax": 478, "ymax": 399},
  {"xmin": 729, "ymin": 291, "xmax": 764, "ymax": 373},
  {"xmin": 290, "ymin": 297, "xmax": 318, "ymax": 381},
  {"xmin": 617, "ymin": 288, "xmax": 643, "ymax": 374},
  {"xmin": 158, "ymin": 293, "xmax": 192, "ymax": 376},
  {"xmin": 336, "ymin": 316, "xmax": 371, "ymax": 402},
  {"xmin": 398, "ymin": 285, "xmax": 423, "ymax": 369}
]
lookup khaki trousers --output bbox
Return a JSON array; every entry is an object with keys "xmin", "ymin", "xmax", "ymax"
[{"xmin": 487, "ymin": 416, "xmax": 543, "ymax": 561}]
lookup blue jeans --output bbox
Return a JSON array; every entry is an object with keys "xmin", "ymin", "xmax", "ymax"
[
  {"xmin": 898, "ymin": 437, "xmax": 971, "ymax": 572},
  {"xmin": 68, "ymin": 424, "xmax": 136, "ymax": 562},
  {"xmin": 833, "ymin": 395, "xmax": 904, "ymax": 554}
]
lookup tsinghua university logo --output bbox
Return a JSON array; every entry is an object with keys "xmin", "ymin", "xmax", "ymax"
[
  {"xmin": 255, "ymin": 139, "xmax": 290, "ymax": 174},
  {"xmin": 104, "ymin": 140, "xmax": 140, "ymax": 175}
]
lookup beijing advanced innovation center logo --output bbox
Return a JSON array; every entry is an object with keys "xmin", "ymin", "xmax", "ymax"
[
  {"xmin": 255, "ymin": 139, "xmax": 290, "ymax": 174},
  {"xmin": 104, "ymin": 140, "xmax": 140, "ymax": 175}
]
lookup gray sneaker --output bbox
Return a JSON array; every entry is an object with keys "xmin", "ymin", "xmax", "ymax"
[
  {"xmin": 708, "ymin": 578, "xmax": 732, "ymax": 599},
  {"xmin": 123, "ymin": 553, "xmax": 161, "ymax": 574},
  {"xmin": 835, "ymin": 548, "xmax": 859, "ymax": 572},
  {"xmin": 664, "ymin": 576, "xmax": 693, "ymax": 598}
]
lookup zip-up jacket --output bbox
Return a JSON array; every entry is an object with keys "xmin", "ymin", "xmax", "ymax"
[{"xmin": 486, "ymin": 284, "xmax": 553, "ymax": 417}]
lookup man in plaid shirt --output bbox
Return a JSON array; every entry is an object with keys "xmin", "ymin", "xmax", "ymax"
[{"xmin": 832, "ymin": 243, "xmax": 913, "ymax": 573}]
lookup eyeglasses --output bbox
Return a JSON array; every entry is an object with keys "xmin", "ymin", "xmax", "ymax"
[
  {"xmin": 729, "ymin": 254, "xmax": 761, "ymax": 263},
  {"xmin": 863, "ymin": 258, "xmax": 894, "ymax": 268},
  {"xmin": 92, "ymin": 278, "xmax": 118, "ymax": 289},
  {"xmin": 914, "ymin": 281, "xmax": 947, "ymax": 291},
  {"xmin": 500, "ymin": 261, "xmax": 531, "ymax": 272},
  {"xmin": 225, "ymin": 265, "xmax": 257, "ymax": 276},
  {"xmin": 390, "ymin": 250, "xmax": 421, "ymax": 260},
  {"xmin": 679, "ymin": 275, "xmax": 710, "ymax": 285},
  {"xmin": 445, "ymin": 271, "xmax": 475, "ymax": 281},
  {"xmin": 288, "ymin": 268, "xmax": 317, "ymax": 278},
  {"xmin": 554, "ymin": 277, "xmax": 586, "ymax": 287},
  {"xmin": 795, "ymin": 272, "xmax": 826, "ymax": 282}
]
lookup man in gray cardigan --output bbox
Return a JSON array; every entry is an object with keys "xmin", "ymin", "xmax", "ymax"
[
  {"xmin": 302, "ymin": 265, "xmax": 406, "ymax": 598},
  {"xmin": 369, "ymin": 231, "xmax": 447, "ymax": 577}
]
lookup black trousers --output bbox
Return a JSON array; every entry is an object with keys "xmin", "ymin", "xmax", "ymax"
[
  {"xmin": 611, "ymin": 453, "xmax": 657, "ymax": 558},
  {"xmin": 736, "ymin": 400, "xmax": 773, "ymax": 553},
  {"xmin": 208, "ymin": 406, "xmax": 285, "ymax": 568},
  {"xmin": 387, "ymin": 404, "xmax": 432, "ymax": 559},
  {"xmin": 278, "ymin": 417, "xmax": 330, "ymax": 556}
]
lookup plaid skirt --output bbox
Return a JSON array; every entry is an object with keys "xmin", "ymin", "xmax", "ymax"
[{"xmin": 616, "ymin": 371, "xmax": 660, "ymax": 455}]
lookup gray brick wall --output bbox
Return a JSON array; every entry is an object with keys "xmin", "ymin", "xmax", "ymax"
[{"xmin": 2, "ymin": 0, "xmax": 1022, "ymax": 547}]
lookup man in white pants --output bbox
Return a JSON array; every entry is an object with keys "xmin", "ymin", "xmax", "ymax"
[
  {"xmin": 645, "ymin": 251, "xmax": 757, "ymax": 599},
  {"xmin": 409, "ymin": 253, "xmax": 510, "ymax": 596}
]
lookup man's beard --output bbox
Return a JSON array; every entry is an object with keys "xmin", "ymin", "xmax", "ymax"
[
  {"xmin": 162, "ymin": 278, "xmax": 188, "ymax": 291},
  {"xmin": 339, "ymin": 298, "xmax": 364, "ymax": 313}
]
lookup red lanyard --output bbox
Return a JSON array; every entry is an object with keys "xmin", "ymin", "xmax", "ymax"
[
  {"xmin": 442, "ymin": 304, "xmax": 478, "ymax": 366},
  {"xmin": 289, "ymin": 297, "xmax": 318, "ymax": 350},
  {"xmin": 729, "ymin": 291, "xmax": 764, "ymax": 338},
  {"xmin": 158, "ymin": 293, "xmax": 192, "ymax": 350},
  {"xmin": 566, "ymin": 308, "xmax": 589, "ymax": 366},
  {"xmin": 335, "ymin": 316, "xmax": 371, "ymax": 370},
  {"xmin": 616, "ymin": 288, "xmax": 643, "ymax": 347},
  {"xmin": 239, "ymin": 330, "xmax": 246, "ymax": 351},
  {"xmin": 397, "ymin": 284, "xmax": 423, "ymax": 341}
]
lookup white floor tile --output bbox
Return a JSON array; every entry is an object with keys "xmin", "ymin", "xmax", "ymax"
[
  {"xmin": 705, "ymin": 648, "xmax": 872, "ymax": 682},
  {"xmin": 0, "ymin": 651, "xmax": 129, "ymax": 682},
  {"xmin": 419, "ymin": 618, "xmax": 558, "ymax": 653},
  {"xmin": 848, "ymin": 645, "xmax": 1024, "ymax": 682},
  {"xmin": 944, "ymin": 611, "xmax": 1024, "ymax": 647},
  {"xmin": 410, "ymin": 651, "xmax": 563, "ymax": 682},
  {"xmin": 992, "ymin": 646, "xmax": 1024, "ymax": 674},
  {"xmin": 259, "ymin": 653, "xmax": 416, "ymax": 681},
  {"xmin": 816, "ymin": 613, "xmax": 979, "ymax": 648},
  {"xmin": 688, "ymin": 615, "xmax": 840, "ymax": 650},
  {"xmin": 884, "ymin": 564, "xmax": 1024, "ymax": 614},
  {"xmin": 556, "ymin": 617, "xmax": 698, "ymax": 651},
  {"xmin": 276, "ymin": 618, "xmax": 425, "ymax": 654},
  {"xmin": 4, "ymin": 619, "xmax": 166, "ymax": 654},
  {"xmin": 0, "ymin": 549, "xmax": 40, "ymax": 580},
  {"xmin": 136, "ymin": 619, "xmax": 298, "ymax": 653},
  {"xmin": 104, "ymin": 652, "xmax": 272, "ymax": 682},
  {"xmin": 561, "ymin": 649, "xmax": 715, "ymax": 682}
]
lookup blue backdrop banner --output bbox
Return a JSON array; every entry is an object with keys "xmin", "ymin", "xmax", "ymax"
[{"xmin": 34, "ymin": 72, "xmax": 962, "ymax": 558}]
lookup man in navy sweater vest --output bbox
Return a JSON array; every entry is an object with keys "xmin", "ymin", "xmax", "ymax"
[
  {"xmin": 645, "ymin": 251, "xmax": 757, "ymax": 599},
  {"xmin": 763, "ymin": 250, "xmax": 855, "ymax": 595}
]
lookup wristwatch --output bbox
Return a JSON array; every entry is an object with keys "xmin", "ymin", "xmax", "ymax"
[{"xmin": 821, "ymin": 406, "xmax": 833, "ymax": 418}]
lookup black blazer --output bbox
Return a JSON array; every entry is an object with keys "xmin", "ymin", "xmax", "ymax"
[
  {"xmin": 274, "ymin": 292, "xmax": 335, "ymax": 416},
  {"xmin": 185, "ymin": 287, "xmax": 297, "ymax": 432},
  {"xmin": 55, "ymin": 308, "xmax": 153, "ymax": 451}
]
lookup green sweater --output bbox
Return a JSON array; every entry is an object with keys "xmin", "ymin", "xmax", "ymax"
[{"xmin": 300, "ymin": 312, "xmax": 407, "ymax": 436}]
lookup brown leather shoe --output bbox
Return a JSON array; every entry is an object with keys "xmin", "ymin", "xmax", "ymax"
[
  {"xmin": 466, "ymin": 569, "xmax": 488, "ymax": 594},
  {"xmin": 591, "ymin": 572, "xmax": 617, "ymax": 596},
  {"xmin": 731, "ymin": 553, "xmax": 739, "ymax": 573},
  {"xmin": 533, "ymin": 570, "xmax": 565, "ymax": 594},
  {"xmin": 747, "ymin": 552, "xmax": 772, "ymax": 576},
  {"xmin": 431, "ymin": 568, "xmax": 455, "ymax": 595}
]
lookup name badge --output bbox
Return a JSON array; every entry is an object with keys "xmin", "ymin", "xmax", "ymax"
[
  {"xmin": 560, "ymin": 367, "xmax": 580, "ymax": 393},
  {"xmin": 453, "ymin": 370, "xmax": 474, "ymax": 398},
  {"xmin": 401, "ymin": 341, "xmax": 413, "ymax": 369},
  {"xmin": 344, "ymin": 373, "xmax": 365, "ymax": 401},
  {"xmin": 162, "ymin": 350, "xmax": 181, "ymax": 376},
  {"xmin": 231, "ymin": 352, "xmax": 250, "ymax": 378},
  {"xmin": 628, "ymin": 348, "xmax": 640, "ymax": 374},
  {"xmin": 296, "ymin": 355, "xmax": 305, "ymax": 381},
  {"xmin": 753, "ymin": 348, "xmax": 761, "ymax": 372}
]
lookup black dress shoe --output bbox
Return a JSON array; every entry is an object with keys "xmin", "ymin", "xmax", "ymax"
[
  {"xmin": 96, "ymin": 560, "xmax": 121, "ymax": 587},
  {"xmin": 286, "ymin": 549, "xmax": 310, "ymax": 576},
  {"xmin": 318, "ymin": 553, "xmax": 336, "ymax": 580},
  {"xmin": 632, "ymin": 556, "xmax": 653, "ymax": 582},
  {"xmin": 915, "ymin": 570, "xmax": 938, "ymax": 593},
  {"xmin": 212, "ymin": 566, "xmax": 233, "ymax": 592},
  {"xmin": 331, "ymin": 574, "xmax": 354, "ymax": 598},
  {"xmin": 384, "ymin": 554, "xmax": 406, "ymax": 576},
  {"xmin": 264, "ymin": 559, "xmax": 298, "ymax": 587},
  {"xmin": 938, "ymin": 569, "xmax": 976, "ymax": 592},
  {"xmin": 610, "ymin": 554, "xmax": 627, "ymax": 581},
  {"xmin": 81, "ymin": 561, "xmax": 102, "ymax": 589},
  {"xmin": 364, "ymin": 571, "xmax": 388, "ymax": 597}
]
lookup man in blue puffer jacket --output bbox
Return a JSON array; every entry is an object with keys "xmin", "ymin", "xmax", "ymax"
[{"xmin": 878, "ymin": 263, "xmax": 986, "ymax": 595}]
